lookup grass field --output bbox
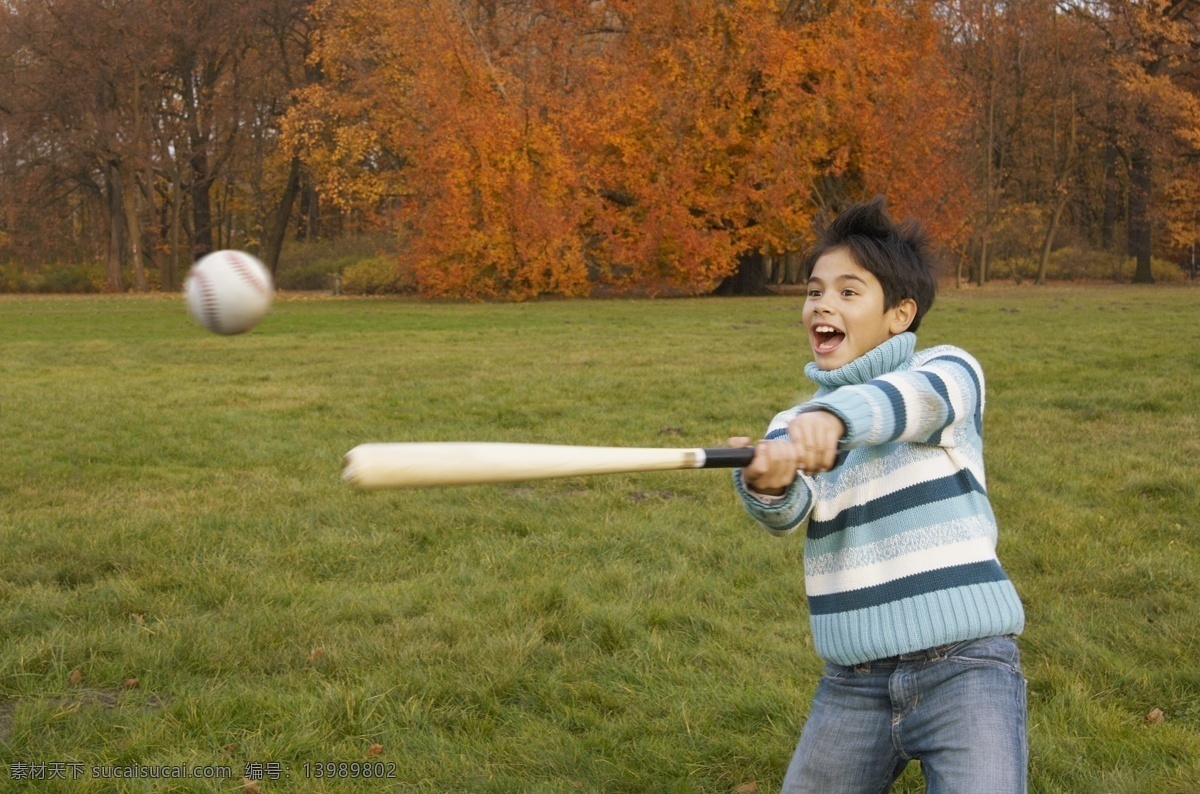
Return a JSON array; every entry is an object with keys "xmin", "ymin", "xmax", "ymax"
[{"xmin": 1, "ymin": 285, "xmax": 1197, "ymax": 792}]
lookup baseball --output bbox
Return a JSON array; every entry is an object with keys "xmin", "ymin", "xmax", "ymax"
[{"xmin": 184, "ymin": 250, "xmax": 274, "ymax": 335}]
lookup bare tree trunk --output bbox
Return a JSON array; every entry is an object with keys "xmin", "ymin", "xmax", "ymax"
[
  {"xmin": 105, "ymin": 162, "xmax": 125, "ymax": 292},
  {"xmin": 1101, "ymin": 108, "xmax": 1120, "ymax": 251},
  {"xmin": 978, "ymin": 234, "xmax": 989, "ymax": 287},
  {"xmin": 190, "ymin": 144, "xmax": 215, "ymax": 258},
  {"xmin": 1128, "ymin": 143, "xmax": 1153, "ymax": 283},
  {"xmin": 125, "ymin": 73, "xmax": 147, "ymax": 292},
  {"xmin": 264, "ymin": 155, "xmax": 302, "ymax": 275},
  {"xmin": 168, "ymin": 158, "xmax": 184, "ymax": 288},
  {"xmin": 182, "ymin": 68, "xmax": 216, "ymax": 259},
  {"xmin": 979, "ymin": 64, "xmax": 996, "ymax": 287},
  {"xmin": 1038, "ymin": 92, "xmax": 1076, "ymax": 286},
  {"xmin": 142, "ymin": 160, "xmax": 161, "ymax": 288},
  {"xmin": 218, "ymin": 181, "xmax": 234, "ymax": 250},
  {"xmin": 305, "ymin": 186, "xmax": 320, "ymax": 240},
  {"xmin": 123, "ymin": 169, "xmax": 147, "ymax": 292},
  {"xmin": 713, "ymin": 250, "xmax": 770, "ymax": 296},
  {"xmin": 1036, "ymin": 196, "xmax": 1067, "ymax": 285}
]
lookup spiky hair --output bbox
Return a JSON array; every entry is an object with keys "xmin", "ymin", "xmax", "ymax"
[{"xmin": 804, "ymin": 197, "xmax": 937, "ymax": 333}]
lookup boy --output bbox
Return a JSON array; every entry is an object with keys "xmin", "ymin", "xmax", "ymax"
[{"xmin": 731, "ymin": 198, "xmax": 1026, "ymax": 793}]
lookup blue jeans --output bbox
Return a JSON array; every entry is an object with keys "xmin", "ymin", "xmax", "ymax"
[{"xmin": 782, "ymin": 634, "xmax": 1027, "ymax": 794}]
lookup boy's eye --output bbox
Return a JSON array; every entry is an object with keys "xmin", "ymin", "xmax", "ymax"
[
  {"xmin": 841, "ymin": 289, "xmax": 857, "ymax": 297},
  {"xmin": 807, "ymin": 289, "xmax": 822, "ymax": 298}
]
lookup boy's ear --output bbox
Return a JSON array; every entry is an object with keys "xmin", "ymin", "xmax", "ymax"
[{"xmin": 888, "ymin": 298, "xmax": 918, "ymax": 334}]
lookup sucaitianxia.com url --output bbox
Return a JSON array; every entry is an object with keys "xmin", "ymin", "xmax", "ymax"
[{"xmin": 9, "ymin": 763, "xmax": 235, "ymax": 781}]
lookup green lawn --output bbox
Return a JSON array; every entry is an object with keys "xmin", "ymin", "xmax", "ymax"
[{"xmin": 1, "ymin": 285, "xmax": 1197, "ymax": 792}]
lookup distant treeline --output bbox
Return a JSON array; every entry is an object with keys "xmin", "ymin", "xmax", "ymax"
[{"xmin": 1, "ymin": 0, "xmax": 1198, "ymax": 297}]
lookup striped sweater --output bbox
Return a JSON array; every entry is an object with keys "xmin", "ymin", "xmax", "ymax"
[{"xmin": 734, "ymin": 332, "xmax": 1024, "ymax": 666}]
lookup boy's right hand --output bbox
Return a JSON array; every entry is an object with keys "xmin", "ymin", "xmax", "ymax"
[{"xmin": 727, "ymin": 437, "xmax": 799, "ymax": 497}]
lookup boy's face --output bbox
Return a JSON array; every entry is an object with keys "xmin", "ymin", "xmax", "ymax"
[{"xmin": 803, "ymin": 248, "xmax": 916, "ymax": 371}]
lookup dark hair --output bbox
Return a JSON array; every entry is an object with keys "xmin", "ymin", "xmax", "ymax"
[{"xmin": 803, "ymin": 196, "xmax": 937, "ymax": 333}]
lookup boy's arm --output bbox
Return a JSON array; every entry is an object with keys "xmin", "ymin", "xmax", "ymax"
[
  {"xmin": 729, "ymin": 435, "xmax": 815, "ymax": 537},
  {"xmin": 801, "ymin": 349, "xmax": 985, "ymax": 449},
  {"xmin": 733, "ymin": 467, "xmax": 814, "ymax": 537}
]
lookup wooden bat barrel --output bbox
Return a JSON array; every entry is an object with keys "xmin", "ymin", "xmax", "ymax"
[{"xmin": 342, "ymin": 442, "xmax": 753, "ymax": 489}]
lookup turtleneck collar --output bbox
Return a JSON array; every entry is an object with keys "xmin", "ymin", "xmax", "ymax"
[{"xmin": 805, "ymin": 332, "xmax": 916, "ymax": 389}]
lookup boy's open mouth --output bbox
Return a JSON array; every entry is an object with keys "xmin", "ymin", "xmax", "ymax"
[{"xmin": 813, "ymin": 324, "xmax": 845, "ymax": 354}]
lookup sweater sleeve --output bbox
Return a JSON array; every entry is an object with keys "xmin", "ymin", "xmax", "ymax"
[
  {"xmin": 802, "ymin": 347, "xmax": 985, "ymax": 449},
  {"xmin": 733, "ymin": 468, "xmax": 814, "ymax": 537},
  {"xmin": 731, "ymin": 408, "xmax": 816, "ymax": 536}
]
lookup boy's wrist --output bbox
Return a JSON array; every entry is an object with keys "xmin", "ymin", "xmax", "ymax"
[
  {"xmin": 747, "ymin": 483, "xmax": 788, "ymax": 498},
  {"xmin": 735, "ymin": 469, "xmax": 797, "ymax": 506}
]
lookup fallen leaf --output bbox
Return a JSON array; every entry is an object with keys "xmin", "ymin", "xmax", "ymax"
[
  {"xmin": 132, "ymin": 614, "xmax": 145, "ymax": 626},
  {"xmin": 242, "ymin": 781, "xmax": 261, "ymax": 794},
  {"xmin": 123, "ymin": 678, "xmax": 140, "ymax": 689},
  {"xmin": 368, "ymin": 743, "xmax": 383, "ymax": 756},
  {"xmin": 308, "ymin": 647, "xmax": 326, "ymax": 664},
  {"xmin": 1145, "ymin": 708, "xmax": 1166, "ymax": 725},
  {"xmin": 734, "ymin": 782, "xmax": 758, "ymax": 794},
  {"xmin": 68, "ymin": 669, "xmax": 83, "ymax": 686}
]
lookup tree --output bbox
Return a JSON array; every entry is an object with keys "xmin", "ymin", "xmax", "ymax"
[
  {"xmin": 290, "ymin": 0, "xmax": 971, "ymax": 299},
  {"xmin": 0, "ymin": 0, "xmax": 318, "ymax": 290},
  {"xmin": 1120, "ymin": 0, "xmax": 1200, "ymax": 282},
  {"xmin": 7, "ymin": 0, "xmax": 1197, "ymax": 294},
  {"xmin": 939, "ymin": 0, "xmax": 1200, "ymax": 285},
  {"xmin": 0, "ymin": 0, "xmax": 170, "ymax": 290}
]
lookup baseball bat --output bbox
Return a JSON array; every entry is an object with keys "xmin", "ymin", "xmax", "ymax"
[{"xmin": 342, "ymin": 442, "xmax": 755, "ymax": 489}]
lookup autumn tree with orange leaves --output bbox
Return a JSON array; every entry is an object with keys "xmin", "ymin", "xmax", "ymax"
[
  {"xmin": 5, "ymin": 0, "xmax": 1199, "ymax": 294},
  {"xmin": 287, "ymin": 0, "xmax": 969, "ymax": 299}
]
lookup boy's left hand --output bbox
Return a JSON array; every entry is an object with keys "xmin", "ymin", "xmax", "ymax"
[{"xmin": 787, "ymin": 410, "xmax": 845, "ymax": 475}]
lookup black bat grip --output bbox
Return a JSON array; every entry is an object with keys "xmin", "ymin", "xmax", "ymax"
[{"xmin": 699, "ymin": 447, "xmax": 755, "ymax": 468}]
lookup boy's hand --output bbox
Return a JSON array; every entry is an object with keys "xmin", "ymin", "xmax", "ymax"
[
  {"xmin": 727, "ymin": 436, "xmax": 799, "ymax": 497},
  {"xmin": 787, "ymin": 410, "xmax": 845, "ymax": 475}
]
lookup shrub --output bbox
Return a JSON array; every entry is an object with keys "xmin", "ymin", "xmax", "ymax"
[
  {"xmin": 273, "ymin": 258, "xmax": 343, "ymax": 291},
  {"xmin": 39, "ymin": 263, "xmax": 106, "ymax": 293},
  {"xmin": 1121, "ymin": 256, "xmax": 1187, "ymax": 283},
  {"xmin": 1045, "ymin": 247, "xmax": 1127, "ymax": 281},
  {"xmin": 274, "ymin": 233, "xmax": 401, "ymax": 291},
  {"xmin": 340, "ymin": 256, "xmax": 416, "ymax": 295},
  {"xmin": 0, "ymin": 262, "xmax": 24, "ymax": 292},
  {"xmin": 0, "ymin": 262, "xmax": 106, "ymax": 293},
  {"xmin": 989, "ymin": 247, "xmax": 1190, "ymax": 283}
]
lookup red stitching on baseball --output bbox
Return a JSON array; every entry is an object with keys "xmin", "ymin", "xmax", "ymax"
[
  {"xmin": 194, "ymin": 269, "xmax": 222, "ymax": 333},
  {"xmin": 226, "ymin": 252, "xmax": 270, "ymax": 297}
]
